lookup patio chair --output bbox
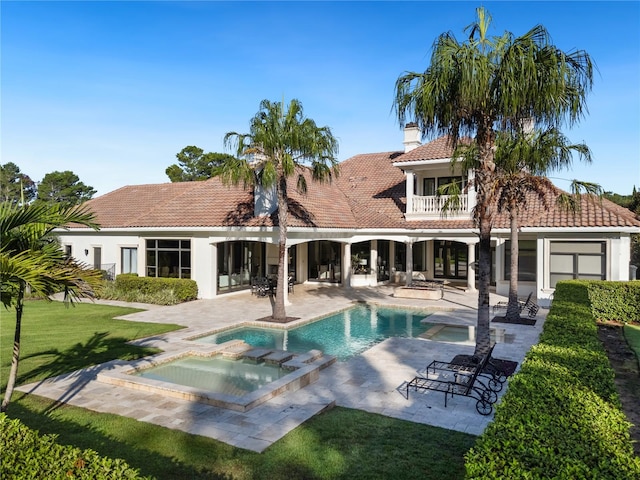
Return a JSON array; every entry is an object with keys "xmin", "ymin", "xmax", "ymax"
[
  {"xmin": 251, "ymin": 277, "xmax": 270, "ymax": 297},
  {"xmin": 492, "ymin": 292, "xmax": 533, "ymax": 316},
  {"xmin": 405, "ymin": 358, "xmax": 497, "ymax": 415},
  {"xmin": 425, "ymin": 343, "xmax": 507, "ymax": 392}
]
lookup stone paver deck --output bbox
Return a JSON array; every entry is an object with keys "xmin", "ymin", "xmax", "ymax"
[{"xmin": 17, "ymin": 285, "xmax": 546, "ymax": 452}]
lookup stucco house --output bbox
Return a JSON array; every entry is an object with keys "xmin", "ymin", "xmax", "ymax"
[{"xmin": 57, "ymin": 126, "xmax": 640, "ymax": 306}]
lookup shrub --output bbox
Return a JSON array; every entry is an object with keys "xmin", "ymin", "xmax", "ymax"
[
  {"xmin": 464, "ymin": 281, "xmax": 640, "ymax": 479},
  {"xmin": 99, "ymin": 274, "xmax": 198, "ymax": 305},
  {"xmin": 0, "ymin": 413, "xmax": 149, "ymax": 479},
  {"xmin": 587, "ymin": 280, "xmax": 640, "ymax": 324}
]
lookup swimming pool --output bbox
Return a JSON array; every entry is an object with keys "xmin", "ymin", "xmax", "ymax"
[
  {"xmin": 134, "ymin": 356, "xmax": 287, "ymax": 396},
  {"xmin": 194, "ymin": 304, "xmax": 434, "ymax": 361}
]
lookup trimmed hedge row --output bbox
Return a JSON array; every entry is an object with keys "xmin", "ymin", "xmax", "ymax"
[
  {"xmin": 115, "ymin": 274, "xmax": 198, "ymax": 302},
  {"xmin": 0, "ymin": 414, "xmax": 149, "ymax": 479},
  {"xmin": 465, "ymin": 281, "xmax": 640, "ymax": 479},
  {"xmin": 587, "ymin": 280, "xmax": 640, "ymax": 324}
]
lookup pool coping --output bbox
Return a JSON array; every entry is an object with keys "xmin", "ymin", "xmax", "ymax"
[
  {"xmin": 14, "ymin": 286, "xmax": 547, "ymax": 452},
  {"xmin": 96, "ymin": 341, "xmax": 336, "ymax": 412},
  {"xmin": 184, "ymin": 300, "xmax": 440, "ymax": 343}
]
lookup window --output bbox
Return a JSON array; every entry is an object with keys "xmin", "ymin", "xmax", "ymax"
[
  {"xmin": 394, "ymin": 242, "xmax": 406, "ymax": 271},
  {"xmin": 63, "ymin": 245, "xmax": 72, "ymax": 259},
  {"xmin": 351, "ymin": 241, "xmax": 370, "ymax": 274},
  {"xmin": 93, "ymin": 247, "xmax": 102, "ymax": 270},
  {"xmin": 377, "ymin": 240, "xmax": 390, "ymax": 281},
  {"xmin": 437, "ymin": 176, "xmax": 464, "ymax": 189},
  {"xmin": 121, "ymin": 247, "xmax": 138, "ymax": 274},
  {"xmin": 423, "ymin": 178, "xmax": 436, "ymax": 196},
  {"xmin": 217, "ymin": 241, "xmax": 264, "ymax": 292},
  {"xmin": 308, "ymin": 241, "xmax": 341, "ymax": 282},
  {"xmin": 146, "ymin": 239, "xmax": 191, "ymax": 278},
  {"xmin": 421, "ymin": 176, "xmax": 464, "ymax": 195},
  {"xmin": 434, "ymin": 241, "xmax": 467, "ymax": 279},
  {"xmin": 549, "ymin": 241, "xmax": 605, "ymax": 287},
  {"xmin": 504, "ymin": 240, "xmax": 536, "ymax": 282}
]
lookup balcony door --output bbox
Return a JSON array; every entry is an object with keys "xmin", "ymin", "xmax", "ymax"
[{"xmin": 434, "ymin": 240, "xmax": 467, "ymax": 279}]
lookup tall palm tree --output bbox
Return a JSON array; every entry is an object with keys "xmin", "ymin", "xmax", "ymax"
[
  {"xmin": 492, "ymin": 127, "xmax": 593, "ymax": 321},
  {"xmin": 394, "ymin": 7, "xmax": 593, "ymax": 355},
  {"xmin": 219, "ymin": 99, "xmax": 339, "ymax": 321},
  {"xmin": 1, "ymin": 201, "xmax": 103, "ymax": 412}
]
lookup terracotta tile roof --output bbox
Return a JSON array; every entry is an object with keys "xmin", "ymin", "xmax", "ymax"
[
  {"xmin": 393, "ymin": 136, "xmax": 454, "ymax": 163},
  {"xmin": 77, "ymin": 137, "xmax": 640, "ymax": 232},
  {"xmin": 392, "ymin": 135, "xmax": 471, "ymax": 164},
  {"xmin": 334, "ymin": 152, "xmax": 408, "ymax": 228}
]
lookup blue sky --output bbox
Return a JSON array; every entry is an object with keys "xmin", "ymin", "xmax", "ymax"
[{"xmin": 2, "ymin": 1, "xmax": 639, "ymax": 196}]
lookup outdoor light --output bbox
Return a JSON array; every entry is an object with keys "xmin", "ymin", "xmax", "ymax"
[{"xmin": 84, "ymin": 249, "xmax": 89, "ymax": 256}]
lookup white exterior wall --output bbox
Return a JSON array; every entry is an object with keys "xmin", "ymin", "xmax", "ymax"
[
  {"xmin": 611, "ymin": 234, "xmax": 631, "ymax": 281},
  {"xmin": 192, "ymin": 236, "xmax": 214, "ymax": 299},
  {"xmin": 56, "ymin": 228, "xmax": 637, "ymax": 302},
  {"xmin": 57, "ymin": 232, "xmax": 140, "ymax": 275}
]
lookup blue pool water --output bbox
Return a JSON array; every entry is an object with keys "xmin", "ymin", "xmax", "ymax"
[{"xmin": 195, "ymin": 304, "xmax": 433, "ymax": 361}]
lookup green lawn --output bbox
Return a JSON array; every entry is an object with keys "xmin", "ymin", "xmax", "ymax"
[
  {"xmin": 1, "ymin": 300, "xmax": 476, "ymax": 480},
  {"xmin": 624, "ymin": 323, "xmax": 640, "ymax": 361},
  {"xmin": 1, "ymin": 301, "xmax": 183, "ymax": 388}
]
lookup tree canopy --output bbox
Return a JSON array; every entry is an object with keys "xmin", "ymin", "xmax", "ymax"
[
  {"xmin": 166, "ymin": 146, "xmax": 238, "ymax": 182},
  {"xmin": 36, "ymin": 171, "xmax": 96, "ymax": 207},
  {"xmin": 0, "ymin": 163, "xmax": 37, "ymax": 205},
  {"xmin": 394, "ymin": 7, "xmax": 593, "ymax": 355},
  {"xmin": 0, "ymin": 200, "xmax": 102, "ymax": 411},
  {"xmin": 219, "ymin": 98, "xmax": 339, "ymax": 321}
]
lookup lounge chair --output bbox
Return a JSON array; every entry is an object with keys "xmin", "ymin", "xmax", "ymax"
[
  {"xmin": 405, "ymin": 344, "xmax": 506, "ymax": 415},
  {"xmin": 493, "ymin": 292, "xmax": 538, "ymax": 318},
  {"xmin": 405, "ymin": 361, "xmax": 496, "ymax": 415}
]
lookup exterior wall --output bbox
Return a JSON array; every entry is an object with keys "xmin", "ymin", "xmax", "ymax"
[
  {"xmin": 193, "ymin": 236, "xmax": 215, "ymax": 299},
  {"xmin": 57, "ymin": 232, "xmax": 141, "ymax": 276},
  {"xmin": 494, "ymin": 236, "xmax": 536, "ymax": 301},
  {"xmin": 56, "ymin": 228, "xmax": 636, "ymax": 303}
]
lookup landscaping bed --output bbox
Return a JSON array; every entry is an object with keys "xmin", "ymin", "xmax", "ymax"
[{"xmin": 597, "ymin": 322, "xmax": 640, "ymax": 456}]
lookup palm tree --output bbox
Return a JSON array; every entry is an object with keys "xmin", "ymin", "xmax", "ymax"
[
  {"xmin": 491, "ymin": 127, "xmax": 593, "ymax": 320},
  {"xmin": 1, "ymin": 201, "xmax": 103, "ymax": 412},
  {"xmin": 394, "ymin": 7, "xmax": 593, "ymax": 355},
  {"xmin": 219, "ymin": 99, "xmax": 339, "ymax": 321}
]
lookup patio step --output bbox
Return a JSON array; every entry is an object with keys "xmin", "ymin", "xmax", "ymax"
[
  {"xmin": 263, "ymin": 350, "xmax": 295, "ymax": 365},
  {"xmin": 242, "ymin": 348, "xmax": 274, "ymax": 362}
]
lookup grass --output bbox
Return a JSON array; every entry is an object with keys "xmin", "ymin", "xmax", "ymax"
[
  {"xmin": 624, "ymin": 323, "xmax": 640, "ymax": 361},
  {"xmin": 1, "ymin": 300, "xmax": 477, "ymax": 480},
  {"xmin": 1, "ymin": 300, "xmax": 183, "ymax": 390}
]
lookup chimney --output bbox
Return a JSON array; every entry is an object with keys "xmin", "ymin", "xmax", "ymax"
[{"xmin": 403, "ymin": 123, "xmax": 421, "ymax": 152}]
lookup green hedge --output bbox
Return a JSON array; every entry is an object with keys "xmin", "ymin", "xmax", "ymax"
[
  {"xmin": 587, "ymin": 280, "xmax": 640, "ymax": 324},
  {"xmin": 115, "ymin": 274, "xmax": 198, "ymax": 302},
  {"xmin": 464, "ymin": 281, "xmax": 640, "ymax": 479},
  {"xmin": 0, "ymin": 414, "xmax": 149, "ymax": 479}
]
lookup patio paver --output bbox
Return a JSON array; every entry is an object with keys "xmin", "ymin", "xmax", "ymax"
[{"xmin": 17, "ymin": 285, "xmax": 546, "ymax": 452}]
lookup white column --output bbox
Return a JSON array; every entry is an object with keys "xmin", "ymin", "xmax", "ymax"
[
  {"xmin": 467, "ymin": 242, "xmax": 477, "ymax": 292},
  {"xmin": 284, "ymin": 245, "xmax": 291, "ymax": 306},
  {"xmin": 343, "ymin": 242, "xmax": 352, "ymax": 288},
  {"xmin": 406, "ymin": 170, "xmax": 415, "ymax": 215},
  {"xmin": 389, "ymin": 241, "xmax": 396, "ymax": 280},
  {"xmin": 406, "ymin": 241, "xmax": 414, "ymax": 286},
  {"xmin": 370, "ymin": 240, "xmax": 378, "ymax": 283},
  {"xmin": 211, "ymin": 242, "xmax": 218, "ymax": 297}
]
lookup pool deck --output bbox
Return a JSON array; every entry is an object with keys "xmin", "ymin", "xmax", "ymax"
[{"xmin": 17, "ymin": 284, "xmax": 547, "ymax": 452}]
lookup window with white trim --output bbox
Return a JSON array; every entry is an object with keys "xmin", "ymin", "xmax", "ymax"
[
  {"xmin": 121, "ymin": 247, "xmax": 138, "ymax": 274},
  {"xmin": 549, "ymin": 241, "xmax": 605, "ymax": 287},
  {"xmin": 146, "ymin": 239, "xmax": 191, "ymax": 278},
  {"xmin": 504, "ymin": 240, "xmax": 536, "ymax": 282}
]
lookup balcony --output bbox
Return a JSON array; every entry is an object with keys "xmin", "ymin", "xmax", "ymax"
[{"xmin": 407, "ymin": 194, "xmax": 470, "ymax": 219}]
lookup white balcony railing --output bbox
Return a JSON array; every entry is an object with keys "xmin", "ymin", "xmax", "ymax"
[{"xmin": 411, "ymin": 195, "xmax": 469, "ymax": 215}]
